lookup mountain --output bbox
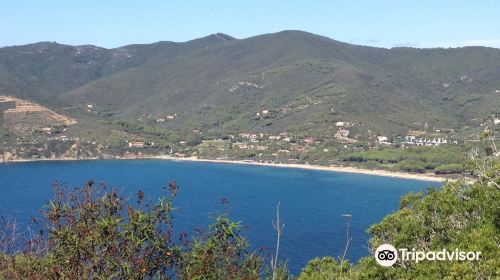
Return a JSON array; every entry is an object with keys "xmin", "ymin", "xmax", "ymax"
[{"xmin": 1, "ymin": 31, "xmax": 499, "ymax": 152}]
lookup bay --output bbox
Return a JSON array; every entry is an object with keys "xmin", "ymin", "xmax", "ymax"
[{"xmin": 0, "ymin": 159, "xmax": 438, "ymax": 274}]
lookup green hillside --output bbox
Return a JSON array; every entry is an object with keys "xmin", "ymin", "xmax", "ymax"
[{"xmin": 1, "ymin": 31, "xmax": 499, "ymax": 168}]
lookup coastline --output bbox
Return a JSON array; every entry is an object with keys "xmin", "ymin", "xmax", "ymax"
[
  {"xmin": 1, "ymin": 155, "xmax": 449, "ymax": 182},
  {"xmin": 149, "ymin": 156, "xmax": 449, "ymax": 182}
]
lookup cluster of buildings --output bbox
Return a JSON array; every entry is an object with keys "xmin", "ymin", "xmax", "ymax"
[
  {"xmin": 334, "ymin": 121, "xmax": 358, "ymax": 143},
  {"xmin": 400, "ymin": 136, "xmax": 455, "ymax": 146},
  {"xmin": 243, "ymin": 132, "xmax": 316, "ymax": 144},
  {"xmin": 230, "ymin": 132, "xmax": 318, "ymax": 152},
  {"xmin": 376, "ymin": 135, "xmax": 457, "ymax": 146},
  {"xmin": 238, "ymin": 132, "xmax": 294, "ymax": 144}
]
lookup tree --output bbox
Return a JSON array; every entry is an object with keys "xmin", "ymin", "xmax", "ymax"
[
  {"xmin": 1, "ymin": 181, "xmax": 265, "ymax": 280},
  {"xmin": 356, "ymin": 131, "xmax": 499, "ymax": 279},
  {"xmin": 42, "ymin": 180, "xmax": 181, "ymax": 279},
  {"xmin": 176, "ymin": 214, "xmax": 263, "ymax": 280},
  {"xmin": 297, "ymin": 257, "xmax": 353, "ymax": 280}
]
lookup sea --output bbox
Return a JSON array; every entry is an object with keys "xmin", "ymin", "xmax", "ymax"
[{"xmin": 0, "ymin": 159, "xmax": 439, "ymax": 274}]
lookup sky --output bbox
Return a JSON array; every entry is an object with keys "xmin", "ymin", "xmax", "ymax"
[{"xmin": 1, "ymin": 0, "xmax": 499, "ymax": 49}]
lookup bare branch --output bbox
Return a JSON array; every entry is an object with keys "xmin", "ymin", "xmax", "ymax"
[
  {"xmin": 271, "ymin": 202, "xmax": 285, "ymax": 280},
  {"xmin": 340, "ymin": 214, "xmax": 352, "ymax": 278}
]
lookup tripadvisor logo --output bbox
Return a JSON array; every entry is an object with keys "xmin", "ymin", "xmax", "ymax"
[
  {"xmin": 374, "ymin": 244, "xmax": 481, "ymax": 267},
  {"xmin": 375, "ymin": 244, "xmax": 398, "ymax": 267}
]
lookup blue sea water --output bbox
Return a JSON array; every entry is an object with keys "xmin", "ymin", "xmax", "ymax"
[{"xmin": 0, "ymin": 160, "xmax": 439, "ymax": 274}]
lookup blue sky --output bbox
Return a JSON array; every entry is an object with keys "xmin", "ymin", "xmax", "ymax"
[{"xmin": 1, "ymin": 0, "xmax": 499, "ymax": 49}]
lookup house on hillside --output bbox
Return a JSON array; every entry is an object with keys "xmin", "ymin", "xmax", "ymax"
[
  {"xmin": 304, "ymin": 137, "xmax": 315, "ymax": 145},
  {"xmin": 239, "ymin": 132, "xmax": 251, "ymax": 139},
  {"xmin": 128, "ymin": 141, "xmax": 145, "ymax": 148},
  {"xmin": 336, "ymin": 121, "xmax": 351, "ymax": 127},
  {"xmin": 402, "ymin": 136, "xmax": 448, "ymax": 146},
  {"xmin": 377, "ymin": 136, "xmax": 392, "ymax": 145},
  {"xmin": 335, "ymin": 129, "xmax": 349, "ymax": 139}
]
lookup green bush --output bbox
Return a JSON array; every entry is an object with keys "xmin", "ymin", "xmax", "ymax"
[
  {"xmin": 341, "ymin": 146, "xmax": 465, "ymax": 173},
  {"xmin": 397, "ymin": 160, "xmax": 427, "ymax": 173},
  {"xmin": 434, "ymin": 164, "xmax": 463, "ymax": 174},
  {"xmin": 0, "ymin": 181, "xmax": 264, "ymax": 279},
  {"xmin": 356, "ymin": 179, "xmax": 499, "ymax": 279},
  {"xmin": 177, "ymin": 215, "xmax": 263, "ymax": 279},
  {"xmin": 297, "ymin": 257, "xmax": 354, "ymax": 280},
  {"xmin": 43, "ymin": 180, "xmax": 180, "ymax": 279}
]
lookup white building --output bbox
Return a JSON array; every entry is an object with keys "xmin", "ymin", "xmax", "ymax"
[{"xmin": 377, "ymin": 136, "xmax": 391, "ymax": 144}]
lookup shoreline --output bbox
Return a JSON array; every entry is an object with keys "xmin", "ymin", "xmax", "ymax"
[
  {"xmin": 150, "ymin": 156, "xmax": 448, "ymax": 182},
  {"xmin": 2, "ymin": 155, "xmax": 450, "ymax": 182}
]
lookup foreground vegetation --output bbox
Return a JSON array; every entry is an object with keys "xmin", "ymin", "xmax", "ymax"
[{"xmin": 0, "ymin": 135, "xmax": 498, "ymax": 279}]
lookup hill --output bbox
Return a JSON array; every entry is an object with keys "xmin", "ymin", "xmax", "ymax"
[{"xmin": 0, "ymin": 31, "xmax": 499, "ymax": 165}]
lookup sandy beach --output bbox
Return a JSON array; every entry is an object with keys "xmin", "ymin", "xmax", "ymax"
[{"xmin": 149, "ymin": 155, "xmax": 450, "ymax": 182}]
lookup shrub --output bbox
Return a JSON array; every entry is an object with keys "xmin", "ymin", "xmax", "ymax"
[
  {"xmin": 434, "ymin": 163, "xmax": 463, "ymax": 174},
  {"xmin": 397, "ymin": 160, "xmax": 427, "ymax": 173},
  {"xmin": 42, "ymin": 180, "xmax": 181, "ymax": 279},
  {"xmin": 0, "ymin": 181, "xmax": 268, "ymax": 279},
  {"xmin": 297, "ymin": 257, "xmax": 354, "ymax": 280},
  {"xmin": 177, "ymin": 214, "xmax": 263, "ymax": 279}
]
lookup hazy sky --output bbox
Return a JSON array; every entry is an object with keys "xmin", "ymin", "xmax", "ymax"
[{"xmin": 1, "ymin": 0, "xmax": 499, "ymax": 49}]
